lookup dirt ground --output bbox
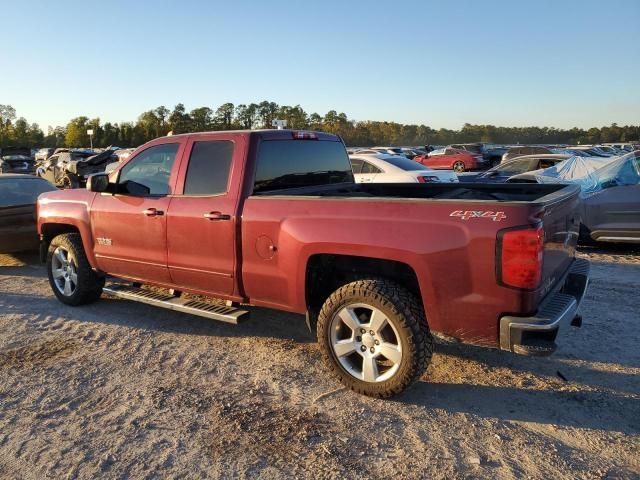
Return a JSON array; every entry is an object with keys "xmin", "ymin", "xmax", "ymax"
[{"xmin": 0, "ymin": 247, "xmax": 638, "ymax": 479}]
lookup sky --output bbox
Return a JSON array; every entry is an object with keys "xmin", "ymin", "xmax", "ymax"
[{"xmin": 1, "ymin": 0, "xmax": 639, "ymax": 131}]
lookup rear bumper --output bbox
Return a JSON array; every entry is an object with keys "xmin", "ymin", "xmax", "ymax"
[{"xmin": 499, "ymin": 258, "xmax": 590, "ymax": 356}]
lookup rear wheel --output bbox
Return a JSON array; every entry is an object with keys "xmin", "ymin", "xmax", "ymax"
[
  {"xmin": 317, "ymin": 279, "xmax": 433, "ymax": 398},
  {"xmin": 453, "ymin": 160, "xmax": 466, "ymax": 172},
  {"xmin": 47, "ymin": 233, "xmax": 104, "ymax": 306}
]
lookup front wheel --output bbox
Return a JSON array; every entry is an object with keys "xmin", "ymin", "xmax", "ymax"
[
  {"xmin": 453, "ymin": 160, "xmax": 466, "ymax": 172},
  {"xmin": 47, "ymin": 233, "xmax": 104, "ymax": 306},
  {"xmin": 317, "ymin": 279, "xmax": 433, "ymax": 398}
]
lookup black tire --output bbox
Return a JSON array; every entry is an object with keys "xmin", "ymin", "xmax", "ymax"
[
  {"xmin": 317, "ymin": 278, "xmax": 433, "ymax": 398},
  {"xmin": 60, "ymin": 173, "xmax": 80, "ymax": 189},
  {"xmin": 47, "ymin": 233, "xmax": 104, "ymax": 306}
]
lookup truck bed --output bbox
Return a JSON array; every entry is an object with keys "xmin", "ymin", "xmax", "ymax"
[{"xmin": 253, "ymin": 181, "xmax": 574, "ymax": 204}]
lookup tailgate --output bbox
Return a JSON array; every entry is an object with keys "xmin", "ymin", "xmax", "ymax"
[{"xmin": 537, "ymin": 186, "xmax": 581, "ymax": 298}]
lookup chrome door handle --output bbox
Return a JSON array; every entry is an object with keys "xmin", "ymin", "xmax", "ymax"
[
  {"xmin": 143, "ymin": 208, "xmax": 164, "ymax": 216},
  {"xmin": 204, "ymin": 212, "xmax": 231, "ymax": 221}
]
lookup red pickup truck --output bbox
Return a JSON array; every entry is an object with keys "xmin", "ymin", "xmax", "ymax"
[{"xmin": 37, "ymin": 130, "xmax": 589, "ymax": 397}]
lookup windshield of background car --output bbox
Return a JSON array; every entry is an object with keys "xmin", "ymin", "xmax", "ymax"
[
  {"xmin": 430, "ymin": 148, "xmax": 446, "ymax": 155},
  {"xmin": 382, "ymin": 156, "xmax": 430, "ymax": 171},
  {"xmin": 254, "ymin": 140, "xmax": 354, "ymax": 193},
  {"xmin": 0, "ymin": 178, "xmax": 56, "ymax": 207}
]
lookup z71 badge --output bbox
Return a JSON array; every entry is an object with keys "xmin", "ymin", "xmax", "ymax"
[{"xmin": 449, "ymin": 210, "xmax": 507, "ymax": 222}]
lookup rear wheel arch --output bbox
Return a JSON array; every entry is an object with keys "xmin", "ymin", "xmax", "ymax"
[{"xmin": 304, "ymin": 254, "xmax": 426, "ymax": 333}]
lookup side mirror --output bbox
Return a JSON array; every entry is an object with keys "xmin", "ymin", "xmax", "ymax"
[{"xmin": 87, "ymin": 173, "xmax": 110, "ymax": 193}]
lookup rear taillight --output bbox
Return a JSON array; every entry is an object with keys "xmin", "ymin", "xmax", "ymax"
[
  {"xmin": 418, "ymin": 175, "xmax": 439, "ymax": 183},
  {"xmin": 292, "ymin": 131, "xmax": 318, "ymax": 140},
  {"xmin": 498, "ymin": 225, "xmax": 544, "ymax": 289}
]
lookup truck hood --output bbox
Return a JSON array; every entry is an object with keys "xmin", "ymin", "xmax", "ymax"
[{"xmin": 38, "ymin": 187, "xmax": 96, "ymax": 206}]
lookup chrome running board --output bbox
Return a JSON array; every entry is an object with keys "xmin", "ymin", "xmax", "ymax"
[{"xmin": 103, "ymin": 284, "xmax": 249, "ymax": 324}]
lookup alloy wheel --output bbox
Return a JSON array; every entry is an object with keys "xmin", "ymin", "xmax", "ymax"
[
  {"xmin": 329, "ymin": 303, "xmax": 403, "ymax": 383},
  {"xmin": 51, "ymin": 246, "xmax": 78, "ymax": 296}
]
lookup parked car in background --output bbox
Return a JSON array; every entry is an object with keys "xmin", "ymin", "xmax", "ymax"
[
  {"xmin": 352, "ymin": 149, "xmax": 383, "ymax": 155},
  {"xmin": 35, "ymin": 148, "xmax": 55, "ymax": 162},
  {"xmin": 414, "ymin": 147, "xmax": 486, "ymax": 172},
  {"xmin": 450, "ymin": 143, "xmax": 484, "ymax": 155},
  {"xmin": 569, "ymin": 147, "xmax": 610, "ymax": 157},
  {"xmin": 553, "ymin": 148, "xmax": 596, "ymax": 157},
  {"xmin": 0, "ymin": 147, "xmax": 35, "ymax": 174},
  {"xmin": 483, "ymin": 145, "xmax": 509, "ymax": 166},
  {"xmin": 508, "ymin": 152, "xmax": 640, "ymax": 244},
  {"xmin": 0, "ymin": 174, "xmax": 57, "ymax": 253},
  {"xmin": 36, "ymin": 149, "xmax": 117, "ymax": 189},
  {"xmin": 349, "ymin": 154, "xmax": 458, "ymax": 184},
  {"xmin": 590, "ymin": 146, "xmax": 619, "ymax": 156},
  {"xmin": 400, "ymin": 148, "xmax": 427, "ymax": 159},
  {"xmin": 105, "ymin": 147, "xmax": 136, "ymax": 173},
  {"xmin": 450, "ymin": 143, "xmax": 508, "ymax": 167},
  {"xmin": 463, "ymin": 154, "xmax": 571, "ymax": 183},
  {"xmin": 604, "ymin": 143, "xmax": 636, "ymax": 153},
  {"xmin": 502, "ymin": 146, "xmax": 552, "ymax": 163},
  {"xmin": 371, "ymin": 147, "xmax": 407, "ymax": 156}
]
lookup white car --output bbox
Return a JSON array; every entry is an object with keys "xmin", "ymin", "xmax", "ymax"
[
  {"xmin": 370, "ymin": 147, "xmax": 407, "ymax": 156},
  {"xmin": 349, "ymin": 154, "xmax": 458, "ymax": 184}
]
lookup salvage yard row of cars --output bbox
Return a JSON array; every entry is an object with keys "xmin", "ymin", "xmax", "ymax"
[{"xmin": 0, "ymin": 132, "xmax": 638, "ymax": 398}]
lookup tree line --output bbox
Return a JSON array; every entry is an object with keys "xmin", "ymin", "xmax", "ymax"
[{"xmin": 1, "ymin": 102, "xmax": 638, "ymax": 150}]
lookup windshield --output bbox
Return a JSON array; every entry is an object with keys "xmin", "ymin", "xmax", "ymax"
[
  {"xmin": 382, "ymin": 156, "xmax": 430, "ymax": 171},
  {"xmin": 254, "ymin": 140, "xmax": 354, "ymax": 193}
]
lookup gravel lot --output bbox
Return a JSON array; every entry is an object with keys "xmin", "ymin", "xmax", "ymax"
[{"xmin": 0, "ymin": 247, "xmax": 638, "ymax": 479}]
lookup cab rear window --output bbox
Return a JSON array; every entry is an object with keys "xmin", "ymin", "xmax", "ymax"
[{"xmin": 254, "ymin": 140, "xmax": 353, "ymax": 193}]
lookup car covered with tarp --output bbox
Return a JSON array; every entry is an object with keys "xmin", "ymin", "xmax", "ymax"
[
  {"xmin": 509, "ymin": 152, "xmax": 640, "ymax": 243},
  {"xmin": 36, "ymin": 148, "xmax": 117, "ymax": 189}
]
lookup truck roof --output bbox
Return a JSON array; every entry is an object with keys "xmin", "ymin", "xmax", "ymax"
[{"xmin": 159, "ymin": 129, "xmax": 342, "ymax": 142}]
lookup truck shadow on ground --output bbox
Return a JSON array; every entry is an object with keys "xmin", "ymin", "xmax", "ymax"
[
  {"xmin": 435, "ymin": 341, "xmax": 639, "ymax": 393},
  {"xmin": 399, "ymin": 379, "xmax": 639, "ymax": 435},
  {"xmin": 392, "ymin": 340, "xmax": 640, "ymax": 434},
  {"xmin": 0, "ymin": 291, "xmax": 315, "ymax": 343},
  {"xmin": 2, "ymin": 290, "xmax": 638, "ymax": 434}
]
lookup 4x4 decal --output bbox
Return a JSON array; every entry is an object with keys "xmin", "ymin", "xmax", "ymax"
[{"xmin": 449, "ymin": 210, "xmax": 507, "ymax": 222}]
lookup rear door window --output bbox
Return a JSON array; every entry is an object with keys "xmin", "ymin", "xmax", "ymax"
[
  {"xmin": 183, "ymin": 141, "xmax": 234, "ymax": 195},
  {"xmin": 254, "ymin": 140, "xmax": 353, "ymax": 193}
]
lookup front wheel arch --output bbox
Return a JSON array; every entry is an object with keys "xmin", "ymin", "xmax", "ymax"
[{"xmin": 40, "ymin": 223, "xmax": 81, "ymax": 263}]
